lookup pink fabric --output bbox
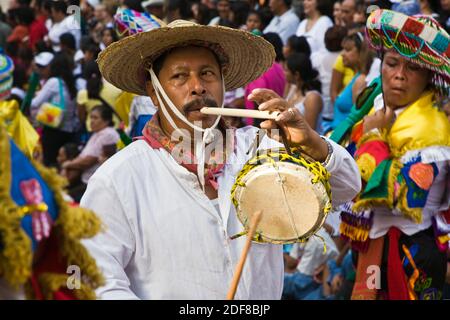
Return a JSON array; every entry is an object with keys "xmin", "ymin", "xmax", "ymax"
[{"xmin": 244, "ymin": 62, "xmax": 286, "ymax": 125}]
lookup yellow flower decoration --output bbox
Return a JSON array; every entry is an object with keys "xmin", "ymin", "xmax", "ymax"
[{"xmin": 356, "ymin": 153, "xmax": 377, "ymax": 182}]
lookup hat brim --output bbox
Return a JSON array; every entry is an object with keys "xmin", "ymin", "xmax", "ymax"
[{"xmin": 97, "ymin": 24, "xmax": 275, "ymax": 96}]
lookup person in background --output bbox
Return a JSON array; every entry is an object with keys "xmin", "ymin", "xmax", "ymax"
[
  {"xmin": 333, "ymin": 0, "xmax": 344, "ymax": 26},
  {"xmin": 208, "ymin": 0, "xmax": 234, "ymax": 26},
  {"xmin": 46, "ymin": 0, "xmax": 81, "ymax": 52},
  {"xmin": 31, "ymin": 53, "xmax": 80, "ymax": 167},
  {"xmin": 284, "ymin": 52, "xmax": 323, "ymax": 132},
  {"xmin": 100, "ymin": 27, "xmax": 118, "ymax": 50},
  {"xmin": 245, "ymin": 10, "xmax": 263, "ymax": 33},
  {"xmin": 244, "ymin": 32, "xmax": 286, "ymax": 126},
  {"xmin": 263, "ymin": 0, "xmax": 300, "ymax": 45},
  {"xmin": 330, "ymin": 32, "xmax": 373, "ymax": 130},
  {"xmin": 312, "ymin": 26, "xmax": 347, "ymax": 133},
  {"xmin": 62, "ymin": 104, "xmax": 119, "ymax": 185},
  {"xmin": 295, "ymin": 0, "xmax": 334, "ymax": 53},
  {"xmin": 340, "ymin": 0, "xmax": 356, "ymax": 27},
  {"xmin": 283, "ymin": 35, "xmax": 311, "ymax": 60}
]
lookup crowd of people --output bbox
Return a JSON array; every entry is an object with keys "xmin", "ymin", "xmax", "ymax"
[{"xmin": 0, "ymin": 0, "xmax": 449, "ymax": 300}]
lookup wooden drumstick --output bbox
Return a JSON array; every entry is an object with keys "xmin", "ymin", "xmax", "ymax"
[
  {"xmin": 226, "ymin": 210, "xmax": 263, "ymax": 300},
  {"xmin": 201, "ymin": 107, "xmax": 279, "ymax": 120}
]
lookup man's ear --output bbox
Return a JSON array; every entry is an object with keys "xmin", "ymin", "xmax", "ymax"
[{"xmin": 145, "ymin": 81, "xmax": 159, "ymax": 108}]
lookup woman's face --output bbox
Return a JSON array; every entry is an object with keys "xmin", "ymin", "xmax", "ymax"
[
  {"xmin": 341, "ymin": 39, "xmax": 359, "ymax": 69},
  {"xmin": 303, "ymin": 0, "xmax": 318, "ymax": 16},
  {"xmin": 246, "ymin": 13, "xmax": 262, "ymax": 32},
  {"xmin": 102, "ymin": 29, "xmax": 114, "ymax": 47},
  {"xmin": 90, "ymin": 109, "xmax": 108, "ymax": 132},
  {"xmin": 283, "ymin": 62, "xmax": 296, "ymax": 84},
  {"xmin": 333, "ymin": 2, "xmax": 342, "ymax": 22},
  {"xmin": 381, "ymin": 51, "xmax": 431, "ymax": 109}
]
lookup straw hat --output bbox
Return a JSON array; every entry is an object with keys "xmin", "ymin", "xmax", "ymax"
[
  {"xmin": 97, "ymin": 19, "xmax": 276, "ymax": 96},
  {"xmin": 366, "ymin": 9, "xmax": 450, "ymax": 94}
]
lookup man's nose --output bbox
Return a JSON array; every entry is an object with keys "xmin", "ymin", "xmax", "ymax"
[{"xmin": 189, "ymin": 75, "xmax": 207, "ymax": 96}]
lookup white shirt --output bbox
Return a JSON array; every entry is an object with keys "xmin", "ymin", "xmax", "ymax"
[
  {"xmin": 80, "ymin": 126, "xmax": 120, "ymax": 184},
  {"xmin": 47, "ymin": 15, "xmax": 81, "ymax": 52},
  {"xmin": 311, "ymin": 50, "xmax": 340, "ymax": 120},
  {"xmin": 263, "ymin": 9, "xmax": 300, "ymax": 45},
  {"xmin": 295, "ymin": 16, "xmax": 334, "ymax": 53},
  {"xmin": 290, "ymin": 228, "xmax": 338, "ymax": 276},
  {"xmin": 80, "ymin": 126, "xmax": 361, "ymax": 299}
]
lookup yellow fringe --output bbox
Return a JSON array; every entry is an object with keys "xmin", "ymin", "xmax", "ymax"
[
  {"xmin": 339, "ymin": 223, "xmax": 369, "ymax": 242},
  {"xmin": 0, "ymin": 124, "xmax": 33, "ymax": 287},
  {"xmin": 0, "ymin": 124, "xmax": 104, "ymax": 299}
]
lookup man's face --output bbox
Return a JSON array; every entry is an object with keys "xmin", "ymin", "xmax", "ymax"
[
  {"xmin": 217, "ymin": 0, "xmax": 230, "ymax": 19},
  {"xmin": 382, "ymin": 51, "xmax": 430, "ymax": 109},
  {"xmin": 147, "ymin": 46, "xmax": 224, "ymax": 135},
  {"xmin": 269, "ymin": 0, "xmax": 283, "ymax": 15},
  {"xmin": 341, "ymin": 0, "xmax": 356, "ymax": 26}
]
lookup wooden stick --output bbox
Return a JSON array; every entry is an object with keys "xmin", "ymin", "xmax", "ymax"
[
  {"xmin": 201, "ymin": 107, "xmax": 279, "ymax": 120},
  {"xmin": 226, "ymin": 210, "xmax": 263, "ymax": 300}
]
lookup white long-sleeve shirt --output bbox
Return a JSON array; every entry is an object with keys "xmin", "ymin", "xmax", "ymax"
[
  {"xmin": 80, "ymin": 126, "xmax": 361, "ymax": 299},
  {"xmin": 263, "ymin": 9, "xmax": 300, "ymax": 45}
]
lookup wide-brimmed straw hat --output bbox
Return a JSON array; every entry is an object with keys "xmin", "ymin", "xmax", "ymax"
[
  {"xmin": 97, "ymin": 19, "xmax": 275, "ymax": 96},
  {"xmin": 366, "ymin": 9, "xmax": 450, "ymax": 95}
]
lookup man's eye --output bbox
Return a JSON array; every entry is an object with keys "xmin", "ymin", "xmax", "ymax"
[
  {"xmin": 173, "ymin": 73, "xmax": 186, "ymax": 79},
  {"xmin": 203, "ymin": 70, "xmax": 214, "ymax": 76}
]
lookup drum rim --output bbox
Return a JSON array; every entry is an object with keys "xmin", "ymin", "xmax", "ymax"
[{"xmin": 231, "ymin": 151, "xmax": 332, "ymax": 244}]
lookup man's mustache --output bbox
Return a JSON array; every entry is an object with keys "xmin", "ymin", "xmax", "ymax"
[{"xmin": 182, "ymin": 98, "xmax": 218, "ymax": 114}]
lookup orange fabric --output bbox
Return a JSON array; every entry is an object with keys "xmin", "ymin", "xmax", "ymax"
[{"xmin": 351, "ymin": 237, "xmax": 384, "ymax": 300}]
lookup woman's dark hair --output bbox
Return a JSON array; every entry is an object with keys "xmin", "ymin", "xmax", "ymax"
[
  {"xmin": 286, "ymin": 52, "xmax": 321, "ymax": 95},
  {"xmin": 262, "ymin": 32, "xmax": 284, "ymax": 62},
  {"xmin": 49, "ymin": 53, "xmax": 77, "ymax": 99},
  {"xmin": 167, "ymin": 0, "xmax": 193, "ymax": 20},
  {"xmin": 85, "ymin": 44, "xmax": 101, "ymax": 59},
  {"xmin": 231, "ymin": 1, "xmax": 250, "ymax": 27},
  {"xmin": 258, "ymin": 7, "xmax": 273, "ymax": 30},
  {"xmin": 91, "ymin": 104, "xmax": 114, "ymax": 127},
  {"xmin": 286, "ymin": 35, "xmax": 311, "ymax": 57},
  {"xmin": 83, "ymin": 60, "xmax": 103, "ymax": 100},
  {"xmin": 343, "ymin": 32, "xmax": 374, "ymax": 74},
  {"xmin": 102, "ymin": 27, "xmax": 119, "ymax": 44},
  {"xmin": 316, "ymin": 0, "xmax": 333, "ymax": 18},
  {"xmin": 324, "ymin": 26, "xmax": 347, "ymax": 52},
  {"xmin": 62, "ymin": 142, "xmax": 80, "ymax": 160},
  {"xmin": 16, "ymin": 7, "xmax": 35, "ymax": 25}
]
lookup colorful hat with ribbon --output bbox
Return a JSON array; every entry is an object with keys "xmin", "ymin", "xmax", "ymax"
[
  {"xmin": 366, "ymin": 9, "xmax": 450, "ymax": 95},
  {"xmin": 0, "ymin": 124, "xmax": 104, "ymax": 299},
  {"xmin": 114, "ymin": 7, "xmax": 164, "ymax": 38},
  {"xmin": 0, "ymin": 50, "xmax": 14, "ymax": 100}
]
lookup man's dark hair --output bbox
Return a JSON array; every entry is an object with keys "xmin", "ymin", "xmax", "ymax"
[
  {"xmin": 51, "ymin": 0, "xmax": 68, "ymax": 14},
  {"xmin": 60, "ymin": 32, "xmax": 76, "ymax": 51}
]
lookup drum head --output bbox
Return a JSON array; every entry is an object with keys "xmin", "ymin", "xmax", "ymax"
[{"xmin": 234, "ymin": 161, "xmax": 330, "ymax": 244}]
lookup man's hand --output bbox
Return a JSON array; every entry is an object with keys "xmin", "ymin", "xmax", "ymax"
[
  {"xmin": 247, "ymin": 88, "xmax": 328, "ymax": 162},
  {"xmin": 363, "ymin": 107, "xmax": 394, "ymax": 134}
]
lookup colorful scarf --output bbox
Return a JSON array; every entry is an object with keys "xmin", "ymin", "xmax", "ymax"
[{"xmin": 142, "ymin": 114, "xmax": 235, "ymax": 190}]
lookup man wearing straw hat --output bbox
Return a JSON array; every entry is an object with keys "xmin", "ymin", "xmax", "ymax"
[
  {"xmin": 80, "ymin": 18, "xmax": 362, "ymax": 299},
  {"xmin": 338, "ymin": 9, "xmax": 450, "ymax": 300}
]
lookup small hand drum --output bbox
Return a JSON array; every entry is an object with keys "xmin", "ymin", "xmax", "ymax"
[{"xmin": 231, "ymin": 150, "xmax": 332, "ymax": 244}]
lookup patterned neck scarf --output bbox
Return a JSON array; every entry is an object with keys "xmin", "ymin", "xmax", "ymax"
[{"xmin": 142, "ymin": 114, "xmax": 235, "ymax": 190}]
